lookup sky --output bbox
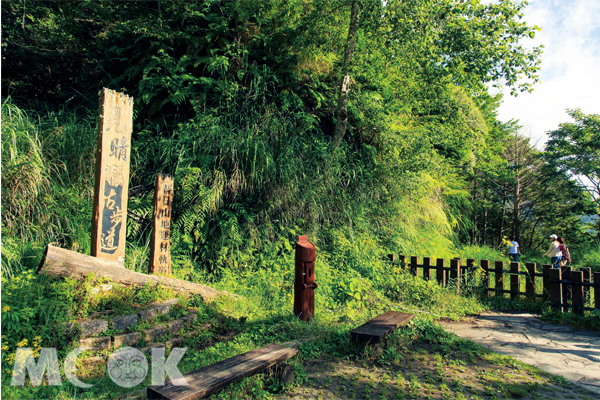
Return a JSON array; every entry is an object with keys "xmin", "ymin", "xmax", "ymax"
[{"xmin": 489, "ymin": 0, "xmax": 600, "ymax": 148}]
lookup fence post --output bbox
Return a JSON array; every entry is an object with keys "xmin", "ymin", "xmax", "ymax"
[
  {"xmin": 436, "ymin": 258, "xmax": 446, "ymax": 287},
  {"xmin": 495, "ymin": 261, "xmax": 504, "ymax": 297},
  {"xmin": 542, "ymin": 265, "xmax": 551, "ymax": 301},
  {"xmin": 410, "ymin": 256, "xmax": 419, "ymax": 277},
  {"xmin": 549, "ymin": 268, "xmax": 562, "ymax": 311},
  {"xmin": 571, "ymin": 271, "xmax": 584, "ymax": 315},
  {"xmin": 464, "ymin": 258, "xmax": 474, "ymax": 287},
  {"xmin": 561, "ymin": 266, "xmax": 571, "ymax": 312},
  {"xmin": 481, "ymin": 260, "xmax": 491, "ymax": 297},
  {"xmin": 510, "ymin": 262, "xmax": 520, "ymax": 300},
  {"xmin": 594, "ymin": 272, "xmax": 600, "ymax": 312},
  {"xmin": 399, "ymin": 255, "xmax": 407, "ymax": 271},
  {"xmin": 423, "ymin": 257, "xmax": 431, "ymax": 280},
  {"xmin": 450, "ymin": 258, "xmax": 461, "ymax": 292},
  {"xmin": 581, "ymin": 267, "xmax": 591, "ymax": 302},
  {"xmin": 525, "ymin": 262, "xmax": 536, "ymax": 298}
]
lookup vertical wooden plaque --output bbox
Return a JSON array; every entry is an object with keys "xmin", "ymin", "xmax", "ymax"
[
  {"xmin": 149, "ymin": 174, "xmax": 173, "ymax": 275},
  {"xmin": 91, "ymin": 89, "xmax": 134, "ymax": 264}
]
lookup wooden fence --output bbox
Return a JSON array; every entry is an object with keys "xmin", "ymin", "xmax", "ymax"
[{"xmin": 389, "ymin": 255, "xmax": 600, "ymax": 315}]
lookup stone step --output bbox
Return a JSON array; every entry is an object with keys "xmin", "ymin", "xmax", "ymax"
[
  {"xmin": 74, "ymin": 298, "xmax": 182, "ymax": 339},
  {"xmin": 79, "ymin": 320, "xmax": 211, "ymax": 352}
]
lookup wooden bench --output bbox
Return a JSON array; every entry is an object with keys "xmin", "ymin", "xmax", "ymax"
[
  {"xmin": 147, "ymin": 344, "xmax": 298, "ymax": 400},
  {"xmin": 351, "ymin": 311, "xmax": 414, "ymax": 343}
]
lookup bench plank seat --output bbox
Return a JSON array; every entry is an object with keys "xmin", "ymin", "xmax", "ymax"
[
  {"xmin": 147, "ymin": 344, "xmax": 298, "ymax": 400},
  {"xmin": 351, "ymin": 311, "xmax": 414, "ymax": 343}
]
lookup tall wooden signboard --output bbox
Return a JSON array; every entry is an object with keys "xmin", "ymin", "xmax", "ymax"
[
  {"xmin": 149, "ymin": 174, "xmax": 173, "ymax": 275},
  {"xmin": 91, "ymin": 89, "xmax": 134, "ymax": 265}
]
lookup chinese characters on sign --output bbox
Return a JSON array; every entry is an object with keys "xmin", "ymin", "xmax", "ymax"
[
  {"xmin": 149, "ymin": 174, "xmax": 173, "ymax": 275},
  {"xmin": 91, "ymin": 89, "xmax": 133, "ymax": 265}
]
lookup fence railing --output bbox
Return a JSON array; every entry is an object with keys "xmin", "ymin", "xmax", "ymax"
[{"xmin": 389, "ymin": 254, "xmax": 600, "ymax": 315}]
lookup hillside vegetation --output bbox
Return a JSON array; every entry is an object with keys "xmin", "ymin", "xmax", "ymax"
[{"xmin": 1, "ymin": 1, "xmax": 599, "ymax": 397}]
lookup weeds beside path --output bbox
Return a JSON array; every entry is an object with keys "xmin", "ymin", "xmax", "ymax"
[
  {"xmin": 277, "ymin": 324, "xmax": 598, "ymax": 400},
  {"xmin": 440, "ymin": 311, "xmax": 600, "ymax": 395}
]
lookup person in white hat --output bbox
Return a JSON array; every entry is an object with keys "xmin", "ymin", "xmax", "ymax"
[{"xmin": 543, "ymin": 234, "xmax": 562, "ymax": 268}]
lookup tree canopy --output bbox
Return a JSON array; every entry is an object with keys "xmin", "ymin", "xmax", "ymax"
[{"xmin": 545, "ymin": 109, "xmax": 600, "ymax": 214}]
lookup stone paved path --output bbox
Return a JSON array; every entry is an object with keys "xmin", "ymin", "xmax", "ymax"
[{"xmin": 439, "ymin": 311, "xmax": 600, "ymax": 394}]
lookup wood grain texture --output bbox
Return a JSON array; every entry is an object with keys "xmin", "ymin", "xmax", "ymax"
[
  {"xmin": 495, "ymin": 261, "xmax": 504, "ymax": 297},
  {"xmin": 525, "ymin": 262, "xmax": 536, "ymax": 297},
  {"xmin": 149, "ymin": 174, "xmax": 173, "ymax": 275},
  {"xmin": 561, "ymin": 266, "xmax": 571, "ymax": 312},
  {"xmin": 147, "ymin": 344, "xmax": 298, "ymax": 400},
  {"xmin": 549, "ymin": 268, "xmax": 562, "ymax": 310},
  {"xmin": 351, "ymin": 311, "xmax": 414, "ymax": 343},
  {"xmin": 436, "ymin": 258, "xmax": 446, "ymax": 287},
  {"xmin": 571, "ymin": 271, "xmax": 584, "ymax": 315},
  {"xmin": 91, "ymin": 88, "xmax": 134, "ymax": 264},
  {"xmin": 38, "ymin": 245, "xmax": 236, "ymax": 302}
]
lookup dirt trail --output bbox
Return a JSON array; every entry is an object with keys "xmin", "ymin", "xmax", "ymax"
[{"xmin": 440, "ymin": 311, "xmax": 600, "ymax": 394}]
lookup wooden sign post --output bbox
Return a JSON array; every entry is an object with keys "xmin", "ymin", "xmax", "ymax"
[
  {"xmin": 149, "ymin": 174, "xmax": 174, "ymax": 275},
  {"xmin": 91, "ymin": 89, "xmax": 134, "ymax": 265}
]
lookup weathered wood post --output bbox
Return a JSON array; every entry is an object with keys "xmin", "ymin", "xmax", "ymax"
[
  {"xmin": 465, "ymin": 258, "xmax": 475, "ymax": 287},
  {"xmin": 398, "ymin": 255, "xmax": 407, "ymax": 270},
  {"xmin": 294, "ymin": 236, "xmax": 317, "ymax": 322},
  {"xmin": 542, "ymin": 265, "xmax": 551, "ymax": 301},
  {"xmin": 450, "ymin": 258, "xmax": 461, "ymax": 292},
  {"xmin": 91, "ymin": 89, "xmax": 134, "ymax": 265},
  {"xmin": 149, "ymin": 174, "xmax": 174, "ymax": 275},
  {"xmin": 436, "ymin": 258, "xmax": 446, "ymax": 287},
  {"xmin": 571, "ymin": 271, "xmax": 584, "ymax": 315},
  {"xmin": 510, "ymin": 262, "xmax": 520, "ymax": 300},
  {"xmin": 481, "ymin": 260, "xmax": 491, "ymax": 296},
  {"xmin": 561, "ymin": 266, "xmax": 571, "ymax": 312},
  {"xmin": 423, "ymin": 257, "xmax": 431, "ymax": 280},
  {"xmin": 549, "ymin": 268, "xmax": 562, "ymax": 311},
  {"xmin": 494, "ymin": 261, "xmax": 504, "ymax": 297},
  {"xmin": 525, "ymin": 262, "xmax": 536, "ymax": 298},
  {"xmin": 581, "ymin": 267, "xmax": 591, "ymax": 303},
  {"xmin": 410, "ymin": 256, "xmax": 419, "ymax": 277}
]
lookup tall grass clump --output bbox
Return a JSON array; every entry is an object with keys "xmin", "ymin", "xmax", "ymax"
[{"xmin": 1, "ymin": 99, "xmax": 96, "ymax": 277}]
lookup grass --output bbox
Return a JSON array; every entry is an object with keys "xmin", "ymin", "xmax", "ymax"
[{"xmin": 2, "ymin": 277, "xmax": 598, "ymax": 399}]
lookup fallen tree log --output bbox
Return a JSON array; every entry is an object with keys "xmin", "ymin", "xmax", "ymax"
[{"xmin": 37, "ymin": 244, "xmax": 237, "ymax": 302}]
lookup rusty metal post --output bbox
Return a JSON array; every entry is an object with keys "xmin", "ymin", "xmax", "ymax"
[{"xmin": 294, "ymin": 236, "xmax": 317, "ymax": 322}]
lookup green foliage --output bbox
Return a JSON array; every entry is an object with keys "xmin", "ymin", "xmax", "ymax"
[
  {"xmin": 578, "ymin": 242, "xmax": 600, "ymax": 273},
  {"xmin": 545, "ymin": 109, "xmax": 600, "ymax": 213},
  {"xmin": 2, "ymin": 2, "xmax": 598, "ymax": 398},
  {"xmin": 0, "ymin": 271, "xmax": 71, "ymax": 352}
]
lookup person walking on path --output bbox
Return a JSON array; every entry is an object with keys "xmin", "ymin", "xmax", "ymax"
[
  {"xmin": 508, "ymin": 236, "xmax": 521, "ymax": 262},
  {"xmin": 543, "ymin": 234, "xmax": 562, "ymax": 268},
  {"xmin": 558, "ymin": 237, "xmax": 571, "ymax": 267}
]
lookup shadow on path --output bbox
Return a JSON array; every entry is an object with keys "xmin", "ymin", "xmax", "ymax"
[{"xmin": 439, "ymin": 311, "xmax": 600, "ymax": 394}]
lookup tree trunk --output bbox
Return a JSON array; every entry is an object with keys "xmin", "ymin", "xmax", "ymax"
[
  {"xmin": 482, "ymin": 189, "xmax": 488, "ymax": 245},
  {"xmin": 499, "ymin": 186, "xmax": 507, "ymax": 246},
  {"xmin": 38, "ymin": 245, "xmax": 237, "ymax": 302},
  {"xmin": 331, "ymin": 0, "xmax": 360, "ymax": 150},
  {"xmin": 512, "ymin": 176, "xmax": 520, "ymax": 241},
  {"xmin": 471, "ymin": 178, "xmax": 478, "ymax": 245}
]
